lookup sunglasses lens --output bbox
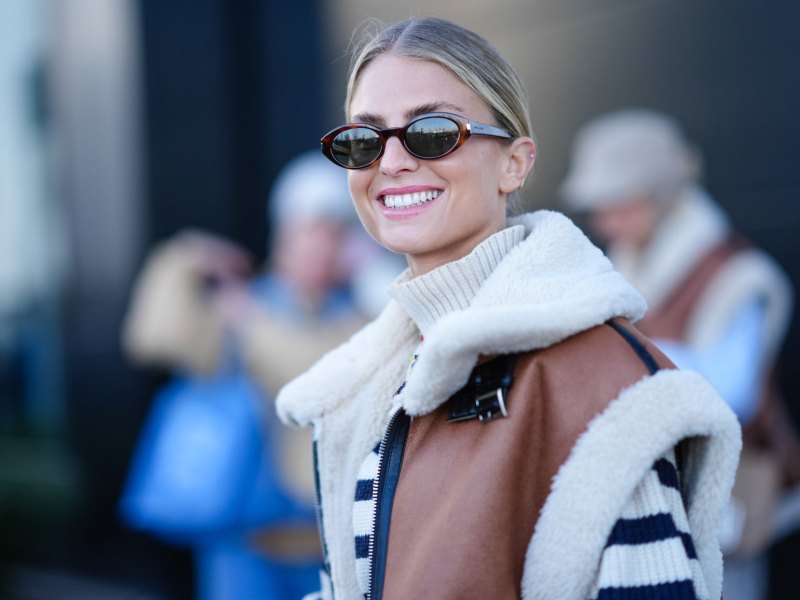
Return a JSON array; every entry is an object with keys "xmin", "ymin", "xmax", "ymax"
[
  {"xmin": 406, "ymin": 116, "xmax": 460, "ymax": 158},
  {"xmin": 331, "ymin": 128, "xmax": 381, "ymax": 168}
]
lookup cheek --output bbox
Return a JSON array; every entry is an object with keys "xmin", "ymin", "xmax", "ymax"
[
  {"xmin": 348, "ymin": 172, "xmax": 378, "ymax": 231},
  {"xmin": 590, "ymin": 213, "xmax": 622, "ymax": 242},
  {"xmin": 623, "ymin": 204, "xmax": 657, "ymax": 245},
  {"xmin": 347, "ymin": 170, "xmax": 369, "ymax": 206},
  {"xmin": 463, "ymin": 145, "xmax": 505, "ymax": 205},
  {"xmin": 641, "ymin": 207, "xmax": 659, "ymax": 239}
]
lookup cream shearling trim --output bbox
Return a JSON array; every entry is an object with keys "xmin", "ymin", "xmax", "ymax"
[
  {"xmin": 277, "ymin": 300, "xmax": 417, "ymax": 427},
  {"xmin": 278, "ymin": 210, "xmax": 647, "ymax": 424},
  {"xmin": 687, "ymin": 248, "xmax": 793, "ymax": 360},
  {"xmin": 398, "ymin": 212, "xmax": 646, "ymax": 416},
  {"xmin": 611, "ymin": 186, "xmax": 730, "ymax": 312},
  {"xmin": 521, "ymin": 369, "xmax": 741, "ymax": 600}
]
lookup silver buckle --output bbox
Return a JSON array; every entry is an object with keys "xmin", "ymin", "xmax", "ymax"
[{"xmin": 476, "ymin": 388, "xmax": 508, "ymax": 423}]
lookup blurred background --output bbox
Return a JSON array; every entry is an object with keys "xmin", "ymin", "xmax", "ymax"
[{"xmin": 0, "ymin": 0, "xmax": 798, "ymax": 598}]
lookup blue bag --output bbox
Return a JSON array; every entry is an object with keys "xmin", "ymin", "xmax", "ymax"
[{"xmin": 119, "ymin": 372, "xmax": 265, "ymax": 540}]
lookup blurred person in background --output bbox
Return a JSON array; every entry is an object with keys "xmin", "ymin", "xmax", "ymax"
[
  {"xmin": 561, "ymin": 108, "xmax": 800, "ymax": 600},
  {"xmin": 119, "ymin": 150, "xmax": 384, "ymax": 600}
]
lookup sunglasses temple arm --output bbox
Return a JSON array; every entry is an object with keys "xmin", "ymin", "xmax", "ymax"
[{"xmin": 470, "ymin": 122, "xmax": 513, "ymax": 139}]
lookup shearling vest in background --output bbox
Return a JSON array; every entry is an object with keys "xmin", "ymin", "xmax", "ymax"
[
  {"xmin": 381, "ymin": 320, "xmax": 674, "ymax": 599},
  {"xmin": 636, "ymin": 235, "xmax": 800, "ymax": 558},
  {"xmin": 636, "ymin": 236, "xmax": 800, "ymax": 486},
  {"xmin": 636, "ymin": 237, "xmax": 746, "ymax": 342}
]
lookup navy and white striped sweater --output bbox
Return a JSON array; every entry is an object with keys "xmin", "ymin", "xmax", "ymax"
[
  {"xmin": 589, "ymin": 449, "xmax": 708, "ymax": 599},
  {"xmin": 353, "ymin": 440, "xmax": 381, "ymax": 597}
]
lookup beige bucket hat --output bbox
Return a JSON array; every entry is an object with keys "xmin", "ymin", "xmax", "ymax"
[{"xmin": 560, "ymin": 109, "xmax": 697, "ymax": 210}]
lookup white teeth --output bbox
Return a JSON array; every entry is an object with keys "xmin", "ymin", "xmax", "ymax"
[{"xmin": 382, "ymin": 190, "xmax": 440, "ymax": 208}]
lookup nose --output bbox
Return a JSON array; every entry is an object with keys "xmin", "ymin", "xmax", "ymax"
[{"xmin": 379, "ymin": 136, "xmax": 418, "ymax": 176}]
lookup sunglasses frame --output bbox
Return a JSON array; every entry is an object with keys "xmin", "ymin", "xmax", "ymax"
[{"xmin": 320, "ymin": 112, "xmax": 513, "ymax": 170}]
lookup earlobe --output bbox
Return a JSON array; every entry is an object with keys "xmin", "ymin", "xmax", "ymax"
[{"xmin": 499, "ymin": 137, "xmax": 537, "ymax": 193}]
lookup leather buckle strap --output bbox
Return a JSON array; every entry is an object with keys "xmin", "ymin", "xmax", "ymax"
[
  {"xmin": 475, "ymin": 388, "xmax": 508, "ymax": 423},
  {"xmin": 447, "ymin": 354, "xmax": 516, "ymax": 424}
]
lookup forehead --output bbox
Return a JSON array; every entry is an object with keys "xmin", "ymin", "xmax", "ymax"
[{"xmin": 348, "ymin": 54, "xmax": 493, "ymax": 124}]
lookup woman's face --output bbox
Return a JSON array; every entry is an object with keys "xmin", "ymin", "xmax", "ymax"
[{"xmin": 347, "ymin": 54, "xmax": 516, "ymax": 276}]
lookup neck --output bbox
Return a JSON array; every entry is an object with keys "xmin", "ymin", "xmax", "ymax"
[{"xmin": 405, "ymin": 222, "xmax": 506, "ymax": 277}]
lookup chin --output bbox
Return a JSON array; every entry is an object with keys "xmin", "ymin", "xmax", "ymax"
[{"xmin": 382, "ymin": 234, "xmax": 437, "ymax": 257}]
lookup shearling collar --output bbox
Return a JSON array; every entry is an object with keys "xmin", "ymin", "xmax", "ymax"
[{"xmin": 277, "ymin": 210, "xmax": 647, "ymax": 425}]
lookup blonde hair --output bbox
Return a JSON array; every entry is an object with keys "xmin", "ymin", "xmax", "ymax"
[{"xmin": 345, "ymin": 18, "xmax": 535, "ymax": 214}]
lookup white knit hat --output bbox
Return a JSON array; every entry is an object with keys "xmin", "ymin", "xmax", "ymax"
[
  {"xmin": 560, "ymin": 109, "xmax": 697, "ymax": 210},
  {"xmin": 269, "ymin": 149, "xmax": 357, "ymax": 225}
]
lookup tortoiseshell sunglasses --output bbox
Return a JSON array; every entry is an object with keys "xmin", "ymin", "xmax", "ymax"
[{"xmin": 321, "ymin": 112, "xmax": 512, "ymax": 169}]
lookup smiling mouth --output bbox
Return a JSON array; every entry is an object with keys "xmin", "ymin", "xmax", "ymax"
[{"xmin": 381, "ymin": 190, "xmax": 441, "ymax": 208}]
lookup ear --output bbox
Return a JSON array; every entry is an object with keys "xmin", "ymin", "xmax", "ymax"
[{"xmin": 499, "ymin": 137, "xmax": 536, "ymax": 194}]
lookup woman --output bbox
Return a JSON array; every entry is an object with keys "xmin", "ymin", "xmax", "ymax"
[
  {"xmin": 560, "ymin": 109, "xmax": 799, "ymax": 598},
  {"xmin": 277, "ymin": 17, "xmax": 740, "ymax": 600}
]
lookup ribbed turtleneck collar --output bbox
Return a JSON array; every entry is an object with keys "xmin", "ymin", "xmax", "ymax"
[{"xmin": 388, "ymin": 225, "xmax": 525, "ymax": 335}]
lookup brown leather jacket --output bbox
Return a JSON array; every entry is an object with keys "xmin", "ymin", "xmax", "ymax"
[{"xmin": 378, "ymin": 319, "xmax": 674, "ymax": 599}]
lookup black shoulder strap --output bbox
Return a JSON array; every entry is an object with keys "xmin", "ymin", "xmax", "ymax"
[
  {"xmin": 606, "ymin": 320, "xmax": 688, "ymax": 482},
  {"xmin": 606, "ymin": 320, "xmax": 660, "ymax": 375}
]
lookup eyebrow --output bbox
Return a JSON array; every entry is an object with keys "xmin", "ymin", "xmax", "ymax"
[
  {"xmin": 351, "ymin": 101, "xmax": 467, "ymax": 127},
  {"xmin": 405, "ymin": 102, "xmax": 465, "ymax": 120}
]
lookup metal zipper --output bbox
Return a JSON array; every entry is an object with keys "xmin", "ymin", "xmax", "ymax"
[
  {"xmin": 367, "ymin": 407, "xmax": 411, "ymax": 600},
  {"xmin": 312, "ymin": 434, "xmax": 334, "ymax": 599}
]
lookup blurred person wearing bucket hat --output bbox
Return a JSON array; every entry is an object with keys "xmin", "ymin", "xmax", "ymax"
[{"xmin": 561, "ymin": 108, "xmax": 800, "ymax": 600}]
